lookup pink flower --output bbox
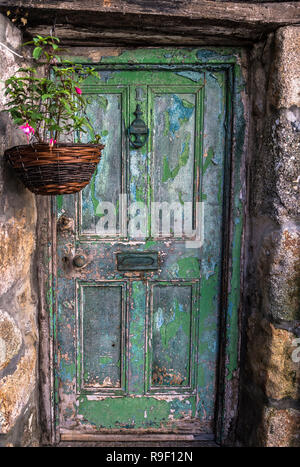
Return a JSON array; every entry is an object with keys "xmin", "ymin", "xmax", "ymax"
[
  {"xmin": 75, "ymin": 87, "xmax": 82, "ymax": 95},
  {"xmin": 49, "ymin": 138, "xmax": 57, "ymax": 147},
  {"xmin": 20, "ymin": 122, "xmax": 35, "ymax": 143},
  {"xmin": 20, "ymin": 122, "xmax": 35, "ymax": 135}
]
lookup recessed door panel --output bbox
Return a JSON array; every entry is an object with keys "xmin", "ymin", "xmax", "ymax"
[
  {"xmin": 80, "ymin": 89, "xmax": 127, "ymax": 236},
  {"xmin": 149, "ymin": 282, "xmax": 197, "ymax": 391},
  {"xmin": 77, "ymin": 282, "xmax": 126, "ymax": 393}
]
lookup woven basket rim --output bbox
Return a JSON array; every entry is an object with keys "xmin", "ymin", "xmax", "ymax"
[
  {"xmin": 5, "ymin": 142, "xmax": 105, "ymax": 153},
  {"xmin": 4, "ymin": 142, "xmax": 104, "ymax": 195}
]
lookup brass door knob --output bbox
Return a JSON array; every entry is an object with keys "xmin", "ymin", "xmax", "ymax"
[{"xmin": 73, "ymin": 254, "xmax": 87, "ymax": 268}]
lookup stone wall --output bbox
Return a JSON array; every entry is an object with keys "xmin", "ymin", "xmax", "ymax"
[
  {"xmin": 237, "ymin": 26, "xmax": 300, "ymax": 447},
  {"xmin": 0, "ymin": 14, "xmax": 39, "ymax": 446}
]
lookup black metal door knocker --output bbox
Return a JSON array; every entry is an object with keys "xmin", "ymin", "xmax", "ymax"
[{"xmin": 128, "ymin": 104, "xmax": 149, "ymax": 149}]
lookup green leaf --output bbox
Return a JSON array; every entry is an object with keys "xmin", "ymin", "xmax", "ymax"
[
  {"xmin": 28, "ymin": 111, "xmax": 43, "ymax": 121},
  {"xmin": 13, "ymin": 117, "xmax": 24, "ymax": 125},
  {"xmin": 33, "ymin": 47, "xmax": 43, "ymax": 60}
]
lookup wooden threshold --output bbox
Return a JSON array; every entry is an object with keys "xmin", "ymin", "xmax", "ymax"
[{"xmin": 60, "ymin": 431, "xmax": 215, "ymax": 442}]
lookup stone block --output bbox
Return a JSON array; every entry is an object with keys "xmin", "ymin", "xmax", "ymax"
[
  {"xmin": 0, "ymin": 217, "xmax": 35, "ymax": 297},
  {"xmin": 271, "ymin": 26, "xmax": 300, "ymax": 109},
  {"xmin": 0, "ymin": 347, "xmax": 36, "ymax": 434},
  {"xmin": 0, "ymin": 310, "xmax": 22, "ymax": 371},
  {"xmin": 257, "ymin": 226, "xmax": 300, "ymax": 321},
  {"xmin": 247, "ymin": 316, "xmax": 300, "ymax": 400},
  {"xmin": 258, "ymin": 407, "xmax": 300, "ymax": 447}
]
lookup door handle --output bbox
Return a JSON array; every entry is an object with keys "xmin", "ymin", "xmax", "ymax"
[{"xmin": 73, "ymin": 254, "xmax": 88, "ymax": 268}]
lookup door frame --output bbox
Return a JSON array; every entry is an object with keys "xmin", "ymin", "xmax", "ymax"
[{"xmin": 37, "ymin": 46, "xmax": 247, "ymax": 446}]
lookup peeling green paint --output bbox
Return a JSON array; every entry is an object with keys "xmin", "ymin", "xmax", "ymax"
[
  {"xmin": 210, "ymin": 72, "xmax": 226, "ymax": 107},
  {"xmin": 135, "ymin": 185, "xmax": 144, "ymax": 203},
  {"xmin": 65, "ymin": 47, "xmax": 242, "ymax": 69},
  {"xmin": 98, "ymin": 95, "xmax": 108, "ymax": 109},
  {"xmin": 59, "ymin": 360, "xmax": 76, "ymax": 383},
  {"xmin": 56, "ymin": 195, "xmax": 63, "ymax": 212},
  {"xmin": 163, "ymin": 110, "xmax": 170, "ymax": 136},
  {"xmin": 178, "ymin": 191, "xmax": 185, "ymax": 206},
  {"xmin": 90, "ymin": 167, "xmax": 99, "ymax": 216},
  {"xmin": 99, "ymin": 356, "xmax": 113, "ymax": 364},
  {"xmin": 175, "ymin": 71, "xmax": 203, "ymax": 83},
  {"xmin": 177, "ymin": 257, "xmax": 200, "ymax": 278},
  {"xmin": 182, "ymin": 98, "xmax": 195, "ymax": 109},
  {"xmin": 129, "ymin": 281, "xmax": 146, "ymax": 394},
  {"xmin": 78, "ymin": 395, "xmax": 194, "ymax": 428},
  {"xmin": 162, "ymin": 133, "xmax": 191, "ymax": 182},
  {"xmin": 159, "ymin": 299, "xmax": 190, "ymax": 349},
  {"xmin": 143, "ymin": 240, "xmax": 156, "ymax": 249}
]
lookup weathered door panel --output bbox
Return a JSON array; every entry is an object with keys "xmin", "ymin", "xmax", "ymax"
[{"xmin": 55, "ymin": 54, "xmax": 229, "ymax": 436}]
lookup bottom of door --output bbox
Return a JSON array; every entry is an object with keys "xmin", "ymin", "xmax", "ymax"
[
  {"xmin": 60, "ymin": 431, "xmax": 214, "ymax": 441},
  {"xmin": 60, "ymin": 430, "xmax": 217, "ymax": 447}
]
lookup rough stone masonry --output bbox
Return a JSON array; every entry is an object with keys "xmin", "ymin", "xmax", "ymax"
[
  {"xmin": 237, "ymin": 26, "xmax": 300, "ymax": 447},
  {"xmin": 0, "ymin": 13, "xmax": 39, "ymax": 446}
]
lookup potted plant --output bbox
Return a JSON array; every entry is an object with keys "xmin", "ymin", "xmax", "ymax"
[{"xmin": 3, "ymin": 34, "xmax": 104, "ymax": 195}]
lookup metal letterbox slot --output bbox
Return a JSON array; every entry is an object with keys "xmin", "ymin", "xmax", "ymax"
[{"xmin": 116, "ymin": 252, "xmax": 158, "ymax": 271}]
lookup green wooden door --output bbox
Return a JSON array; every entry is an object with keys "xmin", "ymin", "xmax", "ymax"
[{"xmin": 55, "ymin": 49, "xmax": 230, "ymax": 439}]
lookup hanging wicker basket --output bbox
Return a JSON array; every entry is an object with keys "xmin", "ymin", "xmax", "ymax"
[{"xmin": 4, "ymin": 142, "xmax": 105, "ymax": 195}]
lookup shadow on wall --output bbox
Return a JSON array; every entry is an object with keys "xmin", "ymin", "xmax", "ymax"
[
  {"xmin": 238, "ymin": 221, "xmax": 300, "ymax": 446},
  {"xmin": 237, "ymin": 29, "xmax": 300, "ymax": 447}
]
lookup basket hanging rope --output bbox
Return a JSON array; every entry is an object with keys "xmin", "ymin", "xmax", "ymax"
[{"xmin": 4, "ymin": 142, "xmax": 105, "ymax": 195}]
